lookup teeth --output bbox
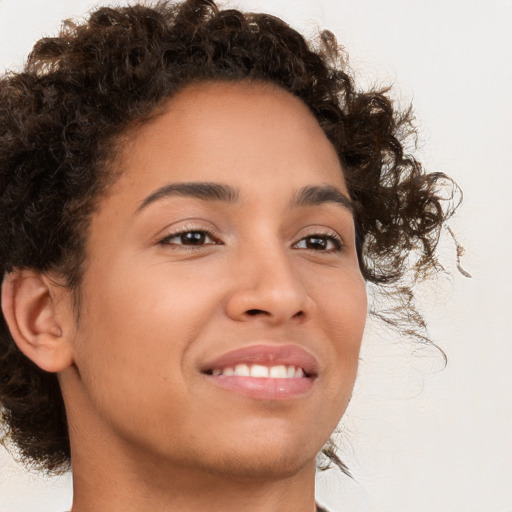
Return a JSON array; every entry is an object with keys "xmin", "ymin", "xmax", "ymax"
[
  {"xmin": 211, "ymin": 364, "xmax": 306, "ymax": 378},
  {"xmin": 234, "ymin": 364, "xmax": 250, "ymax": 376},
  {"xmin": 269, "ymin": 365, "xmax": 287, "ymax": 378},
  {"xmin": 250, "ymin": 364, "xmax": 269, "ymax": 378}
]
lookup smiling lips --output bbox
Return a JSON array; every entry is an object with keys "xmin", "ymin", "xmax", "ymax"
[
  {"xmin": 212, "ymin": 364, "xmax": 305, "ymax": 378},
  {"xmin": 202, "ymin": 344, "xmax": 318, "ymax": 400}
]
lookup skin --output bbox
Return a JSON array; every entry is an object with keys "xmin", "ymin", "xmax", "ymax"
[{"xmin": 4, "ymin": 82, "xmax": 367, "ymax": 511}]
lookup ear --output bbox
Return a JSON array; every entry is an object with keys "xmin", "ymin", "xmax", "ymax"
[{"xmin": 1, "ymin": 269, "xmax": 74, "ymax": 373}]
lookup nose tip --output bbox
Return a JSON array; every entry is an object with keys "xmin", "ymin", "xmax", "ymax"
[{"xmin": 225, "ymin": 252, "xmax": 314, "ymax": 324}]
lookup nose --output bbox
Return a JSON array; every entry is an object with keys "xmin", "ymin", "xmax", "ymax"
[{"xmin": 225, "ymin": 242, "xmax": 315, "ymax": 325}]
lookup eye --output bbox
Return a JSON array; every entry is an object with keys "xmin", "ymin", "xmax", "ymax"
[
  {"xmin": 158, "ymin": 229, "xmax": 219, "ymax": 248},
  {"xmin": 294, "ymin": 233, "xmax": 343, "ymax": 252}
]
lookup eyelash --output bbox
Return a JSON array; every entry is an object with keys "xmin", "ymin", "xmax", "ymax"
[
  {"xmin": 158, "ymin": 227, "xmax": 221, "ymax": 249},
  {"xmin": 293, "ymin": 232, "xmax": 344, "ymax": 252},
  {"xmin": 158, "ymin": 227, "xmax": 344, "ymax": 253}
]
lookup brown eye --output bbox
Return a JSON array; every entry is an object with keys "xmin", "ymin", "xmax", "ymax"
[
  {"xmin": 160, "ymin": 230, "xmax": 217, "ymax": 247},
  {"xmin": 294, "ymin": 234, "xmax": 342, "ymax": 252},
  {"xmin": 179, "ymin": 231, "xmax": 207, "ymax": 245}
]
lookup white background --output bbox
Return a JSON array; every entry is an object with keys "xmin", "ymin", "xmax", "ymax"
[{"xmin": 0, "ymin": 1, "xmax": 511, "ymax": 511}]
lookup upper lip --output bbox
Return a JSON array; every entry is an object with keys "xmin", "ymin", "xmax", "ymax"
[{"xmin": 200, "ymin": 344, "xmax": 319, "ymax": 377}]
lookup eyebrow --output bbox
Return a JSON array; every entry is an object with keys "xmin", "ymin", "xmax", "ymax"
[
  {"xmin": 136, "ymin": 182, "xmax": 239, "ymax": 212},
  {"xmin": 291, "ymin": 184, "xmax": 354, "ymax": 214},
  {"xmin": 136, "ymin": 181, "xmax": 353, "ymax": 215}
]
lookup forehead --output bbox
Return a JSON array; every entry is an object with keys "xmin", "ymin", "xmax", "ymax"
[{"xmin": 112, "ymin": 81, "xmax": 346, "ymax": 193}]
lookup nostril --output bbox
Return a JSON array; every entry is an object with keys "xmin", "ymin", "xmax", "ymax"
[
  {"xmin": 246, "ymin": 309, "xmax": 268, "ymax": 316},
  {"xmin": 245, "ymin": 309, "xmax": 304, "ymax": 319}
]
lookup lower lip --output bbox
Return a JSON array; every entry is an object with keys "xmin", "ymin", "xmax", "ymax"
[{"xmin": 205, "ymin": 375, "xmax": 314, "ymax": 400}]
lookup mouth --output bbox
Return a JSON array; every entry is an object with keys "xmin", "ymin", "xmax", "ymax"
[
  {"xmin": 200, "ymin": 344, "xmax": 318, "ymax": 400},
  {"xmin": 204, "ymin": 363, "xmax": 308, "ymax": 378}
]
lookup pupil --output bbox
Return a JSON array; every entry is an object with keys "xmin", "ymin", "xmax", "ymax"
[
  {"xmin": 307, "ymin": 237, "xmax": 326, "ymax": 249},
  {"xmin": 182, "ymin": 232, "xmax": 205, "ymax": 245}
]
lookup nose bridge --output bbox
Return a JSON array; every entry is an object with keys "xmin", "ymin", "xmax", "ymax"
[{"xmin": 226, "ymin": 230, "xmax": 312, "ymax": 323}]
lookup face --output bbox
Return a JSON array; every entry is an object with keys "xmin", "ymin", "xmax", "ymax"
[{"xmin": 61, "ymin": 82, "xmax": 367, "ymax": 480}]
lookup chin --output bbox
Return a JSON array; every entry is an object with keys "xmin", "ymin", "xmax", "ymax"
[
  {"xmin": 212, "ymin": 448, "xmax": 317, "ymax": 482},
  {"xmin": 193, "ymin": 430, "xmax": 323, "ymax": 482}
]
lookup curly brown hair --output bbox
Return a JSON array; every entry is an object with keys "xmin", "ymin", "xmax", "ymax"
[{"xmin": 0, "ymin": 0, "xmax": 458, "ymax": 474}]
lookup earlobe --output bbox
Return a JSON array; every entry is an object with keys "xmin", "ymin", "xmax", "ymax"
[{"xmin": 1, "ymin": 269, "xmax": 74, "ymax": 373}]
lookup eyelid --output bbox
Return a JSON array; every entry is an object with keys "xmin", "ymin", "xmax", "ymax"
[
  {"xmin": 292, "ymin": 227, "xmax": 345, "ymax": 252},
  {"xmin": 156, "ymin": 222, "xmax": 222, "ymax": 247}
]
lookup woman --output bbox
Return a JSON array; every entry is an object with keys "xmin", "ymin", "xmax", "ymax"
[{"xmin": 0, "ymin": 1, "xmax": 456, "ymax": 510}]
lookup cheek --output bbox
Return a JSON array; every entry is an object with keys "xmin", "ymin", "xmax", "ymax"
[
  {"xmin": 313, "ymin": 269, "xmax": 367, "ymax": 395},
  {"xmin": 71, "ymin": 260, "xmax": 222, "ymax": 419},
  {"xmin": 330, "ymin": 279, "xmax": 367, "ymax": 353},
  {"xmin": 312, "ymin": 263, "xmax": 367, "ymax": 341}
]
